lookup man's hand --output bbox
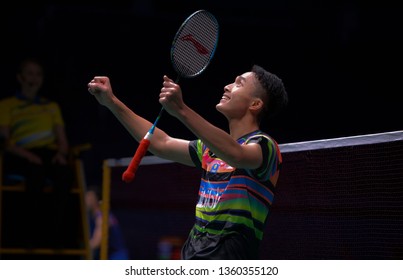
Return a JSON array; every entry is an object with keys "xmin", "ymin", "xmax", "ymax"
[
  {"xmin": 25, "ymin": 152, "xmax": 42, "ymax": 165},
  {"xmin": 87, "ymin": 76, "xmax": 116, "ymax": 107},
  {"xmin": 52, "ymin": 152, "xmax": 68, "ymax": 165},
  {"xmin": 159, "ymin": 75, "xmax": 186, "ymax": 118}
]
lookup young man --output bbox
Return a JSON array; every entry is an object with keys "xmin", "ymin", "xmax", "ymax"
[{"xmin": 87, "ymin": 64, "xmax": 288, "ymax": 259}]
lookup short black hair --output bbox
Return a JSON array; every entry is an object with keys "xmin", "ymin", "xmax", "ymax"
[
  {"xmin": 251, "ymin": 64, "xmax": 288, "ymax": 121},
  {"xmin": 18, "ymin": 57, "xmax": 44, "ymax": 74}
]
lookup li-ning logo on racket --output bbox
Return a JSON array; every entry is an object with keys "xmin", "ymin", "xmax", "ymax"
[{"xmin": 180, "ymin": 34, "xmax": 208, "ymax": 55}]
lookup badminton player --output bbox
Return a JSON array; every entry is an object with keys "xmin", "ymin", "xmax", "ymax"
[{"xmin": 87, "ymin": 64, "xmax": 288, "ymax": 259}]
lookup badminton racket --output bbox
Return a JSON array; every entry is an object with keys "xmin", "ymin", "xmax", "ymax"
[{"xmin": 122, "ymin": 10, "xmax": 219, "ymax": 183}]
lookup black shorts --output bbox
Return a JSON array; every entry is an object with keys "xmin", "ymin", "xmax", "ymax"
[{"xmin": 181, "ymin": 230, "xmax": 258, "ymax": 260}]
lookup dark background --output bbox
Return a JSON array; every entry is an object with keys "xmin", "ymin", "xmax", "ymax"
[
  {"xmin": 2, "ymin": 1, "xmax": 402, "ymax": 156},
  {"xmin": 1, "ymin": 1, "xmax": 402, "ymax": 259}
]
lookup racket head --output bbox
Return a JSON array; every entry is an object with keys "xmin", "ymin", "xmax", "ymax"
[{"xmin": 170, "ymin": 10, "xmax": 219, "ymax": 78}]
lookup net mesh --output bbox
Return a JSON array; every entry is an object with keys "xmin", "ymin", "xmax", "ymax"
[
  {"xmin": 262, "ymin": 131, "xmax": 403, "ymax": 259},
  {"xmin": 105, "ymin": 130, "xmax": 403, "ymax": 259},
  {"xmin": 171, "ymin": 10, "xmax": 218, "ymax": 78}
]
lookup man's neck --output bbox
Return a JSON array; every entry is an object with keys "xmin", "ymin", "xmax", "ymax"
[
  {"xmin": 20, "ymin": 89, "xmax": 37, "ymax": 101},
  {"xmin": 228, "ymin": 118, "xmax": 260, "ymax": 140}
]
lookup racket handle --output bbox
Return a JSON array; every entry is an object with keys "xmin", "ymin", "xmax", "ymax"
[{"xmin": 122, "ymin": 135, "xmax": 152, "ymax": 183}]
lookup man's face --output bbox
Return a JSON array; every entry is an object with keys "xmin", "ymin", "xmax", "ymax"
[
  {"xmin": 85, "ymin": 191, "xmax": 98, "ymax": 209},
  {"xmin": 17, "ymin": 62, "xmax": 44, "ymax": 93},
  {"xmin": 216, "ymin": 72, "xmax": 260, "ymax": 120}
]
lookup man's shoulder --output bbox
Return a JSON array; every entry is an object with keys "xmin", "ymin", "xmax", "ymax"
[
  {"xmin": 245, "ymin": 131, "xmax": 277, "ymax": 145},
  {"xmin": 0, "ymin": 96, "xmax": 17, "ymax": 104}
]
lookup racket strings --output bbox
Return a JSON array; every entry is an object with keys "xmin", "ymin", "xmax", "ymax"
[{"xmin": 171, "ymin": 11, "xmax": 219, "ymax": 77}]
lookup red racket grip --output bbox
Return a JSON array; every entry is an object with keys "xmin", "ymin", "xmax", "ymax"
[{"xmin": 122, "ymin": 136, "xmax": 151, "ymax": 183}]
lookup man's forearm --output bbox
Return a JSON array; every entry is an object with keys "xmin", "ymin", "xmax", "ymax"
[
  {"xmin": 105, "ymin": 97, "xmax": 170, "ymax": 155},
  {"xmin": 176, "ymin": 105, "xmax": 241, "ymax": 165},
  {"xmin": 106, "ymin": 97, "xmax": 157, "ymax": 142}
]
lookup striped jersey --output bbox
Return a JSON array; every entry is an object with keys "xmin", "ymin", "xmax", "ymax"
[
  {"xmin": 186, "ymin": 130, "xmax": 282, "ymax": 258},
  {"xmin": 0, "ymin": 93, "xmax": 64, "ymax": 149}
]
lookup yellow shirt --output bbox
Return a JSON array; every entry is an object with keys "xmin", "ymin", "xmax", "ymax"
[{"xmin": 0, "ymin": 95, "xmax": 65, "ymax": 149}]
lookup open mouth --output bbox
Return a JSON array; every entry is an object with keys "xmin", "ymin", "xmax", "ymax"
[{"xmin": 221, "ymin": 94, "xmax": 230, "ymax": 101}]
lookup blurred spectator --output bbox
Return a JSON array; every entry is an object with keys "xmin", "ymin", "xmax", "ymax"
[
  {"xmin": 85, "ymin": 185, "xmax": 129, "ymax": 260},
  {"xmin": 0, "ymin": 57, "xmax": 74, "ymax": 248}
]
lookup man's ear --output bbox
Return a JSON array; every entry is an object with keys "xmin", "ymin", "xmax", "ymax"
[{"xmin": 250, "ymin": 97, "xmax": 264, "ymax": 113}]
